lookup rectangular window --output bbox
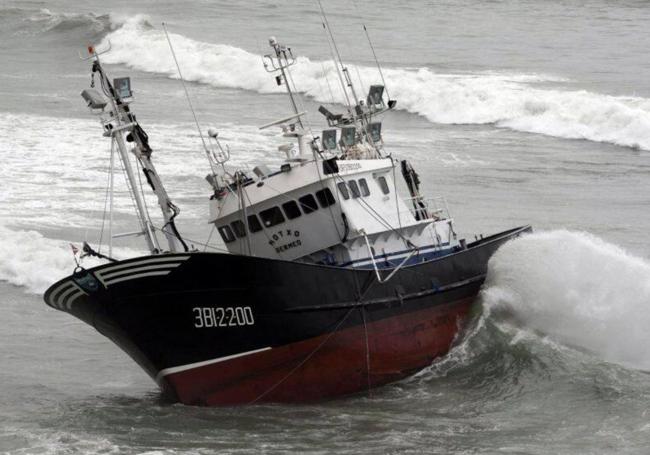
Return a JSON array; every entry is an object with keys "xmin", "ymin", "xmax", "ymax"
[
  {"xmin": 348, "ymin": 180, "xmax": 361, "ymax": 198},
  {"xmin": 282, "ymin": 200, "xmax": 302, "ymax": 220},
  {"xmin": 316, "ymin": 188, "xmax": 336, "ymax": 208},
  {"xmin": 358, "ymin": 178, "xmax": 370, "ymax": 197},
  {"xmin": 341, "ymin": 126, "xmax": 357, "ymax": 146},
  {"xmin": 337, "ymin": 182, "xmax": 349, "ymax": 200},
  {"xmin": 259, "ymin": 206, "xmax": 285, "ymax": 227},
  {"xmin": 247, "ymin": 214, "xmax": 262, "ymax": 233},
  {"xmin": 218, "ymin": 225, "xmax": 236, "ymax": 243},
  {"xmin": 298, "ymin": 194, "xmax": 318, "ymax": 214},
  {"xmin": 231, "ymin": 220, "xmax": 247, "ymax": 238},
  {"xmin": 377, "ymin": 175, "xmax": 390, "ymax": 195}
]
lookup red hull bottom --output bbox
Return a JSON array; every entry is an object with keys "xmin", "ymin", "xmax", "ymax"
[{"xmin": 162, "ymin": 298, "xmax": 473, "ymax": 406}]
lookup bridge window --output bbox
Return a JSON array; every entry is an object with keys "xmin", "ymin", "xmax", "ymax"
[
  {"xmin": 298, "ymin": 194, "xmax": 318, "ymax": 214},
  {"xmin": 377, "ymin": 175, "xmax": 390, "ymax": 195},
  {"xmin": 337, "ymin": 182, "xmax": 349, "ymax": 200},
  {"xmin": 260, "ymin": 206, "xmax": 285, "ymax": 227},
  {"xmin": 231, "ymin": 220, "xmax": 247, "ymax": 238},
  {"xmin": 359, "ymin": 178, "xmax": 370, "ymax": 197},
  {"xmin": 217, "ymin": 225, "xmax": 236, "ymax": 244},
  {"xmin": 316, "ymin": 188, "xmax": 336, "ymax": 208},
  {"xmin": 348, "ymin": 180, "xmax": 360, "ymax": 198},
  {"xmin": 247, "ymin": 214, "xmax": 262, "ymax": 233},
  {"xmin": 282, "ymin": 200, "xmax": 302, "ymax": 220}
]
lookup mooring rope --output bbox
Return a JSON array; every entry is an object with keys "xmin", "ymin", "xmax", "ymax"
[{"xmin": 248, "ymin": 307, "xmax": 355, "ymax": 404}]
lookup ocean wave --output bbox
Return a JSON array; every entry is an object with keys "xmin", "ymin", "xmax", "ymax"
[
  {"xmin": 482, "ymin": 230, "xmax": 650, "ymax": 371},
  {"xmin": 97, "ymin": 15, "xmax": 650, "ymax": 151},
  {"xmin": 1, "ymin": 7, "xmax": 135, "ymax": 40},
  {"xmin": 22, "ymin": 8, "xmax": 111, "ymax": 36},
  {"xmin": 0, "ymin": 225, "xmax": 144, "ymax": 295},
  {"xmin": 0, "ymin": 111, "xmax": 282, "ymax": 230},
  {"xmin": 0, "ymin": 225, "xmax": 85, "ymax": 294}
]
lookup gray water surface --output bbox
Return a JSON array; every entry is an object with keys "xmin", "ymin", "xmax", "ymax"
[{"xmin": 2, "ymin": 1, "xmax": 650, "ymax": 453}]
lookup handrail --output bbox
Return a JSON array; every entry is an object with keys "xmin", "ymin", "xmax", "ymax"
[
  {"xmin": 400, "ymin": 195, "xmax": 452, "ymax": 221},
  {"xmin": 360, "ymin": 230, "xmax": 418, "ymax": 283}
]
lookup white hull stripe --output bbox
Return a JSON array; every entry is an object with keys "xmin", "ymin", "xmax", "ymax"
[
  {"xmin": 156, "ymin": 347, "xmax": 272, "ymax": 383},
  {"xmin": 47, "ymin": 257, "xmax": 190, "ymax": 309},
  {"xmin": 56, "ymin": 285, "xmax": 79, "ymax": 308},
  {"xmin": 50, "ymin": 282, "xmax": 74, "ymax": 306},
  {"xmin": 104, "ymin": 270, "xmax": 172, "ymax": 286},
  {"xmin": 96, "ymin": 256, "xmax": 190, "ymax": 276},
  {"xmin": 55, "ymin": 282, "xmax": 86, "ymax": 309},
  {"xmin": 65, "ymin": 291, "xmax": 85, "ymax": 310},
  {"xmin": 100, "ymin": 263, "xmax": 183, "ymax": 280}
]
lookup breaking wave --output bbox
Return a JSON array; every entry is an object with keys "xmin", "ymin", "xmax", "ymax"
[
  {"xmin": 481, "ymin": 230, "xmax": 650, "ymax": 371},
  {"xmin": 0, "ymin": 225, "xmax": 83, "ymax": 294},
  {"xmin": 30, "ymin": 9, "xmax": 111, "ymax": 34},
  {"xmin": 96, "ymin": 15, "xmax": 650, "ymax": 151},
  {"xmin": 0, "ymin": 7, "xmax": 147, "ymax": 41},
  {"xmin": 0, "ymin": 225, "xmax": 141, "ymax": 295}
]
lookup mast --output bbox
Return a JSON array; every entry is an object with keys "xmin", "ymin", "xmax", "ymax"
[
  {"xmin": 262, "ymin": 39, "xmax": 312, "ymax": 160},
  {"xmin": 313, "ymin": 0, "xmax": 396, "ymax": 158},
  {"xmin": 82, "ymin": 47, "xmax": 185, "ymax": 254},
  {"xmin": 265, "ymin": 37, "xmax": 303, "ymax": 129}
]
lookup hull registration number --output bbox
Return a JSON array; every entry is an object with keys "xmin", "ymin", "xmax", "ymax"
[{"xmin": 193, "ymin": 307, "xmax": 254, "ymax": 328}]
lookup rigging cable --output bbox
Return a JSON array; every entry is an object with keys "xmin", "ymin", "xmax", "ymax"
[
  {"xmin": 151, "ymin": 225, "xmax": 230, "ymax": 253},
  {"xmin": 361, "ymin": 306, "xmax": 372, "ymax": 396},
  {"xmin": 362, "ymin": 24, "xmax": 391, "ymax": 102},
  {"xmin": 350, "ymin": 0, "xmax": 392, "ymax": 102},
  {"xmin": 161, "ymin": 22, "xmax": 218, "ymax": 177},
  {"xmin": 321, "ymin": 62, "xmax": 337, "ymax": 104},
  {"xmin": 97, "ymin": 140, "xmax": 115, "ymax": 254},
  {"xmin": 117, "ymin": 144, "xmax": 149, "ymax": 242},
  {"xmin": 239, "ymin": 184, "xmax": 288, "ymax": 261},
  {"xmin": 281, "ymin": 51, "xmax": 316, "ymax": 138},
  {"xmin": 316, "ymin": 0, "xmax": 355, "ymax": 117},
  {"xmin": 248, "ymin": 307, "xmax": 356, "ymax": 404}
]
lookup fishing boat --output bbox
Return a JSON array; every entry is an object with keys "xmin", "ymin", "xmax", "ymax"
[{"xmin": 43, "ymin": 31, "xmax": 530, "ymax": 405}]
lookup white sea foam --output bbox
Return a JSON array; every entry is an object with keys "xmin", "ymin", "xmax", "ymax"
[
  {"xmin": 97, "ymin": 15, "xmax": 650, "ymax": 151},
  {"xmin": 0, "ymin": 225, "xmax": 72, "ymax": 294},
  {"xmin": 482, "ymin": 230, "xmax": 650, "ymax": 371},
  {"xmin": 0, "ymin": 225, "xmax": 145, "ymax": 294},
  {"xmin": 0, "ymin": 112, "xmax": 279, "ymax": 228},
  {"xmin": 0, "ymin": 426, "xmax": 122, "ymax": 455},
  {"xmin": 0, "ymin": 110, "xmax": 278, "ymax": 294}
]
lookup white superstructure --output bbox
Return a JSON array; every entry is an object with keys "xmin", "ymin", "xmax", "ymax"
[{"xmin": 208, "ymin": 37, "xmax": 458, "ymax": 269}]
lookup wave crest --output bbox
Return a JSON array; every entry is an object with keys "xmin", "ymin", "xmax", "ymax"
[
  {"xmin": 28, "ymin": 8, "xmax": 111, "ymax": 35},
  {"xmin": 97, "ymin": 16, "xmax": 650, "ymax": 151},
  {"xmin": 0, "ymin": 225, "xmax": 142, "ymax": 295},
  {"xmin": 482, "ymin": 230, "xmax": 650, "ymax": 371}
]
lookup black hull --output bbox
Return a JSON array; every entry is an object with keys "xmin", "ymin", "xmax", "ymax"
[{"xmin": 44, "ymin": 226, "xmax": 531, "ymax": 405}]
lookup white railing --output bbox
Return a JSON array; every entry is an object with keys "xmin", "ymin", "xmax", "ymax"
[{"xmin": 400, "ymin": 195, "xmax": 451, "ymax": 221}]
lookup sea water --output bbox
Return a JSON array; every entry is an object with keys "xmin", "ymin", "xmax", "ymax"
[{"xmin": 2, "ymin": 1, "xmax": 650, "ymax": 453}]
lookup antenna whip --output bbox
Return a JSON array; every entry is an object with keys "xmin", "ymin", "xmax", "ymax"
[
  {"xmin": 161, "ymin": 23, "xmax": 216, "ymax": 173},
  {"xmin": 362, "ymin": 24, "xmax": 391, "ymax": 102}
]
